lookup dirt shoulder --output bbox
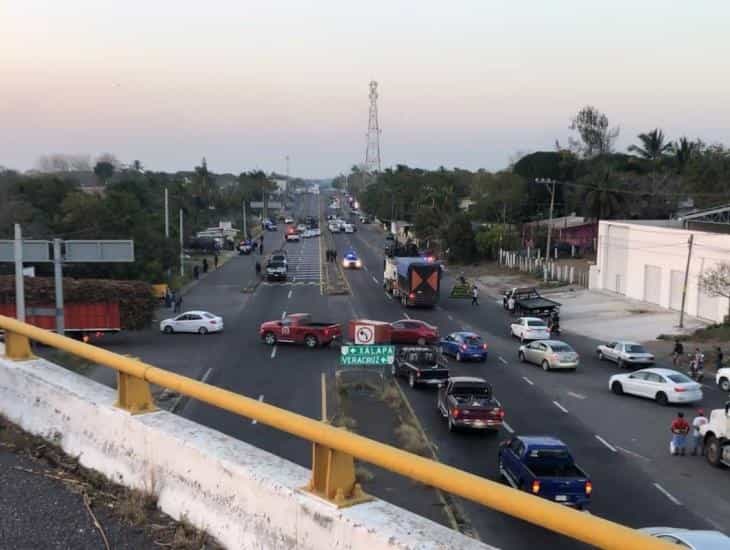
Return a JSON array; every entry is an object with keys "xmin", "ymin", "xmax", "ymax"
[{"xmin": 0, "ymin": 416, "xmax": 222, "ymax": 550}]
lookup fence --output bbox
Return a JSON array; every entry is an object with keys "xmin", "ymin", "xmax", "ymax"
[
  {"xmin": 499, "ymin": 249, "xmax": 589, "ymax": 287},
  {"xmin": 0, "ymin": 315, "xmax": 672, "ymax": 550}
]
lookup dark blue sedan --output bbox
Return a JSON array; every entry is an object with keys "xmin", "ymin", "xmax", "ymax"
[{"xmin": 440, "ymin": 332, "xmax": 488, "ymax": 362}]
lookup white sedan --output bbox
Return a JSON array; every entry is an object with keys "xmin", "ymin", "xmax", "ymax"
[
  {"xmin": 596, "ymin": 341, "xmax": 655, "ymax": 368},
  {"xmin": 510, "ymin": 317, "xmax": 551, "ymax": 342},
  {"xmin": 160, "ymin": 311, "xmax": 223, "ymax": 335},
  {"xmin": 609, "ymin": 368, "xmax": 702, "ymax": 406}
]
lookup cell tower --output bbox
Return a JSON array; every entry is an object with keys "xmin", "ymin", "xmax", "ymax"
[{"xmin": 364, "ymin": 80, "xmax": 381, "ymax": 173}]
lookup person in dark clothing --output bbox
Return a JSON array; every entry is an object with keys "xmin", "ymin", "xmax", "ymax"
[
  {"xmin": 193, "ymin": 265, "xmax": 200, "ymax": 280},
  {"xmin": 471, "ymin": 285, "xmax": 479, "ymax": 306},
  {"xmin": 173, "ymin": 293, "xmax": 183, "ymax": 314},
  {"xmin": 716, "ymin": 347, "xmax": 724, "ymax": 371},
  {"xmin": 259, "ymin": 242, "xmax": 264, "ymax": 255},
  {"xmin": 672, "ymin": 340, "xmax": 684, "ymax": 367},
  {"xmin": 202, "ymin": 258, "xmax": 209, "ymax": 273},
  {"xmin": 255, "ymin": 261, "xmax": 261, "ymax": 277},
  {"xmin": 213, "ymin": 253, "xmax": 219, "ymax": 269}
]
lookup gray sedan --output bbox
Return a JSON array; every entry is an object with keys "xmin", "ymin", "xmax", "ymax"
[
  {"xmin": 518, "ymin": 340, "xmax": 579, "ymax": 371},
  {"xmin": 596, "ymin": 341, "xmax": 655, "ymax": 368}
]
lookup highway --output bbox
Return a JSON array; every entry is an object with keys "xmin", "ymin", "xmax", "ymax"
[{"xmin": 94, "ymin": 190, "xmax": 730, "ymax": 549}]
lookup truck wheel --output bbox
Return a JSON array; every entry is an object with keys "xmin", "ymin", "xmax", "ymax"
[
  {"xmin": 719, "ymin": 377, "xmax": 730, "ymax": 392},
  {"xmin": 198, "ymin": 327, "xmax": 208, "ymax": 335},
  {"xmin": 541, "ymin": 360, "xmax": 550, "ymax": 372},
  {"xmin": 263, "ymin": 332, "xmax": 277, "ymax": 345},
  {"xmin": 611, "ymin": 381, "xmax": 623, "ymax": 395},
  {"xmin": 409, "ymin": 373, "xmax": 416, "ymax": 388},
  {"xmin": 705, "ymin": 436, "xmax": 723, "ymax": 467},
  {"xmin": 655, "ymin": 392, "xmax": 668, "ymax": 406},
  {"xmin": 304, "ymin": 335, "xmax": 319, "ymax": 349},
  {"xmin": 163, "ymin": 326, "xmax": 173, "ymax": 334}
]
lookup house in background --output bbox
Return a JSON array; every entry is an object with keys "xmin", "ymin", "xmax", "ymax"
[{"xmin": 523, "ymin": 214, "xmax": 598, "ymax": 254}]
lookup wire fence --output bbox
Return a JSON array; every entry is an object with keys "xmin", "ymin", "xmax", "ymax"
[{"xmin": 499, "ymin": 249, "xmax": 590, "ymax": 287}]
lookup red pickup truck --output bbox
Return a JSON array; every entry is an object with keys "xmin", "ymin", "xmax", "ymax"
[{"xmin": 259, "ymin": 313, "xmax": 341, "ymax": 349}]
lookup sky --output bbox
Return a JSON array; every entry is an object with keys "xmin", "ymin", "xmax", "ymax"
[{"xmin": 1, "ymin": 1, "xmax": 729, "ymax": 178}]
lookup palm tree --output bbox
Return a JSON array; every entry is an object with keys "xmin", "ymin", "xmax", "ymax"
[
  {"xmin": 584, "ymin": 169, "xmax": 624, "ymax": 220},
  {"xmin": 628, "ymin": 129, "xmax": 673, "ymax": 160},
  {"xmin": 671, "ymin": 137, "xmax": 700, "ymax": 173}
]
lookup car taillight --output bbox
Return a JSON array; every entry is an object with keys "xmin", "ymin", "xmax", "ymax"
[
  {"xmin": 585, "ymin": 481, "xmax": 592, "ymax": 495},
  {"xmin": 416, "ymin": 369, "xmax": 421, "ymax": 377},
  {"xmin": 531, "ymin": 480, "xmax": 541, "ymax": 494},
  {"xmin": 674, "ymin": 387, "xmax": 686, "ymax": 392},
  {"xmin": 452, "ymin": 408, "xmax": 460, "ymax": 418},
  {"xmin": 461, "ymin": 344, "xmax": 467, "ymax": 351},
  {"xmin": 409, "ymin": 292, "xmax": 415, "ymax": 299},
  {"xmin": 483, "ymin": 344, "xmax": 488, "ymax": 350},
  {"xmin": 210, "ymin": 320, "xmax": 217, "ymax": 324},
  {"xmin": 498, "ymin": 409, "xmax": 505, "ymax": 419}
]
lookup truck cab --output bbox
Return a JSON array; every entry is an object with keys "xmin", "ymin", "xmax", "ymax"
[
  {"xmin": 700, "ymin": 409, "xmax": 730, "ymax": 468},
  {"xmin": 498, "ymin": 436, "xmax": 591, "ymax": 509}
]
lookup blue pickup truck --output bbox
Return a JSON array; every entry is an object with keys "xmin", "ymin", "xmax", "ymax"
[{"xmin": 498, "ymin": 436, "xmax": 592, "ymax": 509}]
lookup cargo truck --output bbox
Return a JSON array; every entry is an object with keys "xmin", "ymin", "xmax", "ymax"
[{"xmin": 383, "ymin": 256, "xmax": 441, "ymax": 307}]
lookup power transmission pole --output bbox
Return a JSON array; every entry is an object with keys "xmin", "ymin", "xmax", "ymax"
[
  {"xmin": 179, "ymin": 209, "xmax": 184, "ymax": 277},
  {"xmin": 364, "ymin": 80, "xmax": 382, "ymax": 176},
  {"xmin": 679, "ymin": 234, "xmax": 694, "ymax": 328},
  {"xmin": 536, "ymin": 179, "xmax": 558, "ymax": 260},
  {"xmin": 242, "ymin": 200, "xmax": 248, "ymax": 240}
]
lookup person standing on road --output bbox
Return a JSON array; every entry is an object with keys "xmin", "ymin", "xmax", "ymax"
[
  {"xmin": 168, "ymin": 290, "xmax": 176, "ymax": 311},
  {"xmin": 715, "ymin": 346, "xmax": 724, "ymax": 371},
  {"xmin": 670, "ymin": 412, "xmax": 690, "ymax": 456},
  {"xmin": 193, "ymin": 265, "xmax": 200, "ymax": 280},
  {"xmin": 691, "ymin": 409, "xmax": 708, "ymax": 456},
  {"xmin": 173, "ymin": 293, "xmax": 183, "ymax": 314},
  {"xmin": 507, "ymin": 295, "xmax": 516, "ymax": 314},
  {"xmin": 255, "ymin": 260, "xmax": 261, "ymax": 278},
  {"xmin": 672, "ymin": 339, "xmax": 684, "ymax": 367},
  {"xmin": 202, "ymin": 258, "xmax": 209, "ymax": 274},
  {"xmin": 471, "ymin": 285, "xmax": 479, "ymax": 306},
  {"xmin": 214, "ymin": 252, "xmax": 219, "ymax": 269}
]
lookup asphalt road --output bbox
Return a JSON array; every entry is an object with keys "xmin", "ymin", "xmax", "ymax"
[{"xmin": 91, "ymin": 190, "xmax": 730, "ymax": 549}]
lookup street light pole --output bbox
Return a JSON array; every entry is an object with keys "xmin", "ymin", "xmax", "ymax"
[
  {"xmin": 164, "ymin": 187, "xmax": 170, "ymax": 238},
  {"xmin": 179, "ymin": 209, "xmax": 184, "ymax": 277},
  {"xmin": 537, "ymin": 178, "xmax": 558, "ymax": 260}
]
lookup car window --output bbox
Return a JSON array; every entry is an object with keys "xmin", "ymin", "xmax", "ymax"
[
  {"xmin": 667, "ymin": 373, "xmax": 693, "ymax": 384},
  {"xmin": 607, "ymin": 342, "xmax": 616, "ymax": 349},
  {"xmin": 509, "ymin": 439, "xmax": 524, "ymax": 455},
  {"xmin": 645, "ymin": 373, "xmax": 664, "ymax": 383},
  {"xmin": 626, "ymin": 344, "xmax": 647, "ymax": 353},
  {"xmin": 203, "ymin": 313, "xmax": 215, "ymax": 319},
  {"xmin": 629, "ymin": 372, "xmax": 648, "ymax": 380},
  {"xmin": 407, "ymin": 322, "xmax": 422, "ymax": 329},
  {"xmin": 392, "ymin": 321, "xmax": 404, "ymax": 329},
  {"xmin": 527, "ymin": 320, "xmax": 547, "ymax": 327},
  {"xmin": 176, "ymin": 314, "xmax": 188, "ymax": 321},
  {"xmin": 464, "ymin": 336, "xmax": 482, "ymax": 346},
  {"xmin": 538, "ymin": 343, "xmax": 548, "ymax": 351},
  {"xmin": 188, "ymin": 314, "xmax": 202, "ymax": 320}
]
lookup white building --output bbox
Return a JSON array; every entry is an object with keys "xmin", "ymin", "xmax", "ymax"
[
  {"xmin": 589, "ymin": 220, "xmax": 730, "ymax": 323},
  {"xmin": 273, "ymin": 178, "xmax": 287, "ymax": 194}
]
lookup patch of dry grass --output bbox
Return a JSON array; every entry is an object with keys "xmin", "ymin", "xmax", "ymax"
[
  {"xmin": 355, "ymin": 464, "xmax": 375, "ymax": 484},
  {"xmin": 394, "ymin": 423, "xmax": 430, "ymax": 456}
]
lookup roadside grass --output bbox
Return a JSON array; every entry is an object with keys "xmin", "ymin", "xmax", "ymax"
[
  {"xmin": 0, "ymin": 415, "xmax": 223, "ymax": 549},
  {"xmin": 41, "ymin": 350, "xmax": 95, "ymax": 375},
  {"xmin": 394, "ymin": 423, "xmax": 430, "ymax": 457},
  {"xmin": 355, "ymin": 464, "xmax": 375, "ymax": 484},
  {"xmin": 689, "ymin": 323, "xmax": 730, "ymax": 343}
]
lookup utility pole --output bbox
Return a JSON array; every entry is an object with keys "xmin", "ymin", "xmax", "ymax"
[
  {"xmin": 242, "ymin": 200, "xmax": 248, "ymax": 240},
  {"xmin": 179, "ymin": 209, "xmax": 184, "ymax": 277},
  {"xmin": 164, "ymin": 187, "xmax": 170, "ymax": 238},
  {"xmin": 284, "ymin": 155, "xmax": 290, "ymax": 211},
  {"xmin": 13, "ymin": 224, "xmax": 25, "ymax": 322},
  {"xmin": 364, "ymin": 80, "xmax": 382, "ymax": 175},
  {"xmin": 679, "ymin": 234, "xmax": 694, "ymax": 328},
  {"xmin": 537, "ymin": 178, "xmax": 557, "ymax": 261},
  {"xmin": 53, "ymin": 238, "xmax": 64, "ymax": 335}
]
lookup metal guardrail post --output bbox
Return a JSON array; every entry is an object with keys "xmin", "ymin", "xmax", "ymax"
[
  {"xmin": 4, "ymin": 330, "xmax": 32, "ymax": 360},
  {"xmin": 305, "ymin": 442, "xmax": 371, "ymax": 507},
  {"xmin": 114, "ymin": 371, "xmax": 157, "ymax": 414}
]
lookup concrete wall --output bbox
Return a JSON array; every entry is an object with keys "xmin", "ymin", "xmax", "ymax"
[
  {"xmin": 590, "ymin": 221, "xmax": 730, "ymax": 323},
  {"xmin": 0, "ymin": 348, "xmax": 491, "ymax": 550}
]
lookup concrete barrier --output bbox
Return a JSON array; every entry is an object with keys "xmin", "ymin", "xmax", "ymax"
[{"xmin": 0, "ymin": 346, "xmax": 492, "ymax": 550}]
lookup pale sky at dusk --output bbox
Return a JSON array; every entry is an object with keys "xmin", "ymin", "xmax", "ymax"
[{"xmin": 1, "ymin": 1, "xmax": 729, "ymax": 177}]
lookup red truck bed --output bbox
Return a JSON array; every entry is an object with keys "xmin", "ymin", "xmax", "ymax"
[{"xmin": 0, "ymin": 302, "xmax": 121, "ymax": 332}]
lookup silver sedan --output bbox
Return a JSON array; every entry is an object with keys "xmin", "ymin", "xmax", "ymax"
[
  {"xmin": 596, "ymin": 340, "xmax": 655, "ymax": 368},
  {"xmin": 519, "ymin": 340, "xmax": 580, "ymax": 371}
]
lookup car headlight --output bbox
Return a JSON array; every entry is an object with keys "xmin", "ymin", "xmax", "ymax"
[{"xmin": 355, "ymin": 260, "xmax": 362, "ymax": 267}]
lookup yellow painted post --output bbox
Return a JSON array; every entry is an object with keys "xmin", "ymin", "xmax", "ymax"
[
  {"xmin": 114, "ymin": 371, "xmax": 157, "ymax": 414},
  {"xmin": 306, "ymin": 441, "xmax": 370, "ymax": 507},
  {"xmin": 4, "ymin": 330, "xmax": 32, "ymax": 360}
]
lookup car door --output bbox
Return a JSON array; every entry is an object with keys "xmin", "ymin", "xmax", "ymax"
[
  {"xmin": 612, "ymin": 343, "xmax": 625, "ymax": 363},
  {"xmin": 624, "ymin": 372, "xmax": 647, "ymax": 395},
  {"xmin": 524, "ymin": 341, "xmax": 540, "ymax": 364},
  {"xmin": 391, "ymin": 321, "xmax": 407, "ymax": 343},
  {"xmin": 172, "ymin": 314, "xmax": 189, "ymax": 331},
  {"xmin": 186, "ymin": 313, "xmax": 203, "ymax": 333},
  {"xmin": 642, "ymin": 372, "xmax": 665, "ymax": 399},
  {"xmin": 603, "ymin": 342, "xmax": 617, "ymax": 361},
  {"xmin": 441, "ymin": 334, "xmax": 455, "ymax": 356}
]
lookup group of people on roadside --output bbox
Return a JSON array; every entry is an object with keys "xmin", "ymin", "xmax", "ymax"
[
  {"xmin": 672, "ymin": 339, "xmax": 724, "ymax": 372},
  {"xmin": 164, "ymin": 288, "xmax": 183, "ymax": 313},
  {"xmin": 670, "ymin": 410, "xmax": 708, "ymax": 456},
  {"xmin": 325, "ymin": 249, "xmax": 338, "ymax": 263}
]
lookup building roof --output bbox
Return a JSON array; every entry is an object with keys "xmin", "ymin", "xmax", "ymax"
[{"xmin": 524, "ymin": 215, "xmax": 588, "ymax": 229}]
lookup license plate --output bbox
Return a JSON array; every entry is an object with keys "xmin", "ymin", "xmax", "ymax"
[{"xmin": 555, "ymin": 495, "xmax": 567, "ymax": 502}]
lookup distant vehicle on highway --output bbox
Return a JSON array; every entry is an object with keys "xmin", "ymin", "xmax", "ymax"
[
  {"xmin": 715, "ymin": 367, "xmax": 730, "ymax": 391},
  {"xmin": 498, "ymin": 436, "xmax": 591, "ymax": 509},
  {"xmin": 343, "ymin": 223, "xmax": 355, "ymax": 233},
  {"xmin": 437, "ymin": 377, "xmax": 504, "ymax": 432},
  {"xmin": 160, "ymin": 310, "xmax": 223, "ymax": 335},
  {"xmin": 342, "ymin": 250, "xmax": 362, "ymax": 269},
  {"xmin": 639, "ymin": 527, "xmax": 730, "ymax": 548},
  {"xmin": 296, "ymin": 223, "xmax": 307, "ymax": 233},
  {"xmin": 328, "ymin": 222, "xmax": 341, "ymax": 233},
  {"xmin": 238, "ymin": 239, "xmax": 253, "ymax": 255},
  {"xmin": 259, "ymin": 313, "xmax": 341, "ymax": 348},
  {"xmin": 519, "ymin": 340, "xmax": 579, "ymax": 371},
  {"xmin": 503, "ymin": 287, "xmax": 560, "ymax": 317},
  {"xmin": 265, "ymin": 255, "xmax": 288, "ymax": 281},
  {"xmin": 383, "ymin": 256, "xmax": 442, "ymax": 307},
  {"xmin": 439, "ymin": 331, "xmax": 488, "ymax": 362},
  {"xmin": 390, "ymin": 319, "xmax": 439, "ymax": 345},
  {"xmin": 510, "ymin": 317, "xmax": 550, "ymax": 343},
  {"xmin": 284, "ymin": 217, "xmax": 294, "ymax": 224},
  {"xmin": 303, "ymin": 228, "xmax": 321, "ymax": 238},
  {"xmin": 609, "ymin": 368, "xmax": 703, "ymax": 405},
  {"xmin": 393, "ymin": 346, "xmax": 449, "ymax": 388},
  {"xmin": 596, "ymin": 341, "xmax": 655, "ymax": 368},
  {"xmin": 285, "ymin": 227, "xmax": 301, "ymax": 242}
]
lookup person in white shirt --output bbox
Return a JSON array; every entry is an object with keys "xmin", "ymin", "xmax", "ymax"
[
  {"xmin": 507, "ymin": 296, "xmax": 516, "ymax": 314},
  {"xmin": 691, "ymin": 409, "xmax": 708, "ymax": 456}
]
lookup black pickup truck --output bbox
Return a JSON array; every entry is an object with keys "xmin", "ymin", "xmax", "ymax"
[
  {"xmin": 503, "ymin": 287, "xmax": 560, "ymax": 317},
  {"xmin": 392, "ymin": 346, "xmax": 449, "ymax": 388}
]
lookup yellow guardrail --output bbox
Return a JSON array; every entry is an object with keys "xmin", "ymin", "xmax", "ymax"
[{"xmin": 0, "ymin": 314, "xmax": 672, "ymax": 550}]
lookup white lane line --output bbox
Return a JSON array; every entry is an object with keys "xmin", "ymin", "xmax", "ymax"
[
  {"xmin": 498, "ymin": 356, "xmax": 508, "ymax": 365},
  {"xmin": 251, "ymin": 395, "xmax": 265, "ymax": 424},
  {"xmin": 371, "ymin": 275, "xmax": 379, "ymax": 284},
  {"xmin": 363, "ymin": 265, "xmax": 369, "ymax": 272},
  {"xmin": 567, "ymin": 391, "xmax": 587, "ymax": 400},
  {"xmin": 403, "ymin": 312, "xmax": 411, "ymax": 319},
  {"xmin": 287, "ymin": 290, "xmax": 293, "ymax": 299},
  {"xmin": 281, "ymin": 311, "xmax": 287, "ymax": 319},
  {"xmin": 447, "ymin": 315, "xmax": 454, "ymax": 321},
  {"xmin": 553, "ymin": 401, "xmax": 569, "ymax": 413},
  {"xmin": 270, "ymin": 346, "xmax": 277, "ymax": 359},
  {"xmin": 522, "ymin": 376, "xmax": 534, "ymax": 386},
  {"xmin": 502, "ymin": 421, "xmax": 515, "ymax": 434},
  {"xmin": 615, "ymin": 446, "xmax": 651, "ymax": 461},
  {"xmin": 595, "ymin": 435, "xmax": 617, "ymax": 452},
  {"xmin": 384, "ymin": 292, "xmax": 393, "ymax": 301},
  {"xmin": 200, "ymin": 368, "xmax": 213, "ymax": 384},
  {"xmin": 653, "ymin": 483, "xmax": 682, "ymax": 505}
]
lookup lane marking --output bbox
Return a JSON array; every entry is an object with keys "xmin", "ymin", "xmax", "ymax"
[
  {"xmin": 251, "ymin": 395, "xmax": 265, "ymax": 424},
  {"xmin": 200, "ymin": 367, "xmax": 213, "ymax": 385},
  {"xmin": 372, "ymin": 275, "xmax": 379, "ymax": 284},
  {"xmin": 321, "ymin": 372, "xmax": 327, "ymax": 422},
  {"xmin": 522, "ymin": 376, "xmax": 534, "ymax": 386},
  {"xmin": 447, "ymin": 315, "xmax": 454, "ymax": 321},
  {"xmin": 553, "ymin": 401, "xmax": 569, "ymax": 413},
  {"xmin": 271, "ymin": 346, "xmax": 277, "ymax": 359},
  {"xmin": 653, "ymin": 483, "xmax": 682, "ymax": 505},
  {"xmin": 287, "ymin": 290, "xmax": 293, "ymax": 299},
  {"xmin": 281, "ymin": 311, "xmax": 286, "ymax": 319},
  {"xmin": 403, "ymin": 312, "xmax": 411, "ymax": 319},
  {"xmin": 498, "ymin": 356, "xmax": 508, "ymax": 365},
  {"xmin": 567, "ymin": 391, "xmax": 587, "ymax": 400},
  {"xmin": 615, "ymin": 445, "xmax": 651, "ymax": 462},
  {"xmin": 594, "ymin": 435, "xmax": 617, "ymax": 452},
  {"xmin": 363, "ymin": 265, "xmax": 368, "ymax": 272},
  {"xmin": 502, "ymin": 421, "xmax": 515, "ymax": 434}
]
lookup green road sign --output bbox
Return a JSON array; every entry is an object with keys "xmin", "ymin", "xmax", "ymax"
[{"xmin": 340, "ymin": 345, "xmax": 395, "ymax": 366}]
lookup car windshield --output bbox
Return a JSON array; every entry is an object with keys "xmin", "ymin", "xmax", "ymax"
[
  {"xmin": 667, "ymin": 373, "xmax": 693, "ymax": 384},
  {"xmin": 550, "ymin": 343, "xmax": 573, "ymax": 353},
  {"xmin": 202, "ymin": 313, "xmax": 215, "ymax": 319},
  {"xmin": 269, "ymin": 261, "xmax": 285, "ymax": 268},
  {"xmin": 626, "ymin": 345, "xmax": 647, "ymax": 353},
  {"xmin": 527, "ymin": 320, "xmax": 547, "ymax": 327}
]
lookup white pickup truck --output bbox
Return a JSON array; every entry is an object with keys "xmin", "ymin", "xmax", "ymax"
[
  {"xmin": 700, "ymin": 409, "xmax": 730, "ymax": 468},
  {"xmin": 716, "ymin": 367, "xmax": 730, "ymax": 392}
]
